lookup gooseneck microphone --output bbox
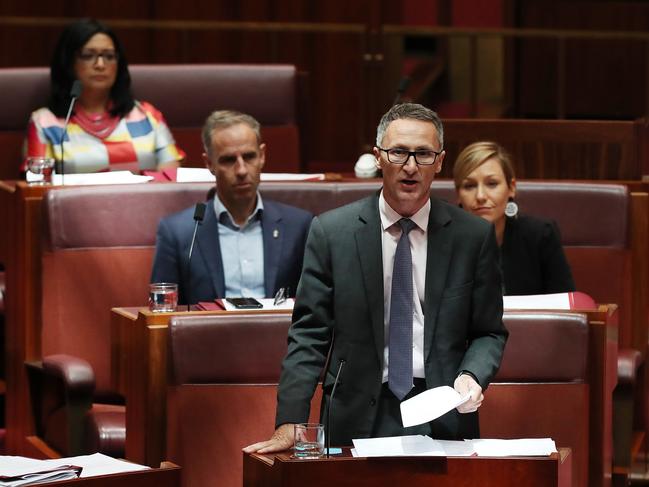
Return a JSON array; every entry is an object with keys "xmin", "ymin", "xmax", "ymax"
[
  {"xmin": 57, "ymin": 80, "xmax": 82, "ymax": 183},
  {"xmin": 326, "ymin": 358, "xmax": 346, "ymax": 458},
  {"xmin": 186, "ymin": 202, "xmax": 206, "ymax": 311},
  {"xmin": 392, "ymin": 77, "xmax": 411, "ymax": 106}
]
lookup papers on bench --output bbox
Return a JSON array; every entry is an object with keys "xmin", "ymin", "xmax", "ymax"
[
  {"xmin": 0, "ymin": 453, "xmax": 149, "ymax": 486},
  {"xmin": 351, "ymin": 436, "xmax": 557, "ymax": 458},
  {"xmin": 31, "ymin": 171, "xmax": 153, "ymax": 186},
  {"xmin": 503, "ymin": 291, "xmax": 596, "ymax": 310},
  {"xmin": 175, "ymin": 167, "xmax": 325, "ymax": 182},
  {"xmin": 400, "ymin": 386, "xmax": 469, "ymax": 427}
]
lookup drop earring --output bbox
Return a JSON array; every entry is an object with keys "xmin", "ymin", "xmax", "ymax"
[{"xmin": 505, "ymin": 197, "xmax": 518, "ymax": 218}]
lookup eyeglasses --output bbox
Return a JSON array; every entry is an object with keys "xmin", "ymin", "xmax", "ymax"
[
  {"xmin": 77, "ymin": 50, "xmax": 118, "ymax": 64},
  {"xmin": 377, "ymin": 147, "xmax": 442, "ymax": 166}
]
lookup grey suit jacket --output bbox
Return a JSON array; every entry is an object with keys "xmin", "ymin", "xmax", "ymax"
[{"xmin": 276, "ymin": 194, "xmax": 507, "ymax": 444}]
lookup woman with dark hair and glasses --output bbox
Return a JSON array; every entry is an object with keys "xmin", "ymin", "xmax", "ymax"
[
  {"xmin": 454, "ymin": 141, "xmax": 575, "ymax": 295},
  {"xmin": 24, "ymin": 18, "xmax": 183, "ymax": 174}
]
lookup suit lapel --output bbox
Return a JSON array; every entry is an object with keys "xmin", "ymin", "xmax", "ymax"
[
  {"xmin": 196, "ymin": 202, "xmax": 226, "ymax": 298},
  {"xmin": 423, "ymin": 197, "xmax": 452, "ymax": 362},
  {"xmin": 262, "ymin": 202, "xmax": 283, "ymax": 296},
  {"xmin": 355, "ymin": 196, "xmax": 385, "ymax": 365}
]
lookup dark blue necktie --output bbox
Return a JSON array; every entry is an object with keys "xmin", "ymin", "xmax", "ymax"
[{"xmin": 388, "ymin": 218, "xmax": 417, "ymax": 400}]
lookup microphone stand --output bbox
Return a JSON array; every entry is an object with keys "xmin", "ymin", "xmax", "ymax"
[
  {"xmin": 58, "ymin": 80, "xmax": 82, "ymax": 185},
  {"xmin": 326, "ymin": 359, "xmax": 345, "ymax": 458},
  {"xmin": 186, "ymin": 202, "xmax": 206, "ymax": 311}
]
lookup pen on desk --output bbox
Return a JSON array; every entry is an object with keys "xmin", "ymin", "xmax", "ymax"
[{"xmin": 273, "ymin": 287, "xmax": 288, "ymax": 306}]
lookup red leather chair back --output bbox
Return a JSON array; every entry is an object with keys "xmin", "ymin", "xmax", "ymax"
[
  {"xmin": 483, "ymin": 311, "xmax": 590, "ymax": 487},
  {"xmin": 167, "ymin": 313, "xmax": 322, "ymax": 487}
]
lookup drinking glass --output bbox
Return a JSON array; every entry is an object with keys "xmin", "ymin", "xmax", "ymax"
[
  {"xmin": 27, "ymin": 157, "xmax": 55, "ymax": 185},
  {"xmin": 293, "ymin": 423, "xmax": 325, "ymax": 459},
  {"xmin": 148, "ymin": 283, "xmax": 178, "ymax": 312}
]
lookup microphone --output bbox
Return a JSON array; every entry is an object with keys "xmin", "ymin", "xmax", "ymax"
[
  {"xmin": 57, "ymin": 80, "xmax": 82, "ymax": 182},
  {"xmin": 326, "ymin": 358, "xmax": 345, "ymax": 458},
  {"xmin": 186, "ymin": 202, "xmax": 206, "ymax": 311},
  {"xmin": 392, "ymin": 77, "xmax": 411, "ymax": 106}
]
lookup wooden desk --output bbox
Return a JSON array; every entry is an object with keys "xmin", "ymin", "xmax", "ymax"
[
  {"xmin": 111, "ymin": 307, "xmax": 292, "ymax": 467},
  {"xmin": 244, "ymin": 448, "xmax": 573, "ymax": 487},
  {"xmin": 112, "ymin": 304, "xmax": 616, "ymax": 487},
  {"xmin": 39, "ymin": 462, "xmax": 180, "ymax": 487}
]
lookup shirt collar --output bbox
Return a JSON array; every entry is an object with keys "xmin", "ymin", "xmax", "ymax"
[
  {"xmin": 213, "ymin": 191, "xmax": 264, "ymax": 229},
  {"xmin": 378, "ymin": 190, "xmax": 430, "ymax": 233}
]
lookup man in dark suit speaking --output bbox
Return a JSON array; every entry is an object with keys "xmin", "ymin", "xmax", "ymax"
[
  {"xmin": 245, "ymin": 103, "xmax": 508, "ymax": 453},
  {"xmin": 151, "ymin": 110, "xmax": 312, "ymax": 304}
]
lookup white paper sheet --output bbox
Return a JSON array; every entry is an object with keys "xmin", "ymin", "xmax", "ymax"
[
  {"xmin": 50, "ymin": 171, "xmax": 153, "ymax": 186},
  {"xmin": 260, "ymin": 173, "xmax": 325, "ymax": 181},
  {"xmin": 471, "ymin": 438, "xmax": 557, "ymax": 457},
  {"xmin": 400, "ymin": 386, "xmax": 469, "ymax": 427},
  {"xmin": 351, "ymin": 436, "xmax": 557, "ymax": 458},
  {"xmin": 503, "ymin": 293, "xmax": 571, "ymax": 310},
  {"xmin": 175, "ymin": 167, "xmax": 215, "ymax": 182},
  {"xmin": 0, "ymin": 453, "xmax": 148, "ymax": 483},
  {"xmin": 44, "ymin": 453, "xmax": 149, "ymax": 477},
  {"xmin": 221, "ymin": 298, "xmax": 294, "ymax": 311},
  {"xmin": 352, "ymin": 436, "xmax": 475, "ymax": 457},
  {"xmin": 175, "ymin": 167, "xmax": 325, "ymax": 182}
]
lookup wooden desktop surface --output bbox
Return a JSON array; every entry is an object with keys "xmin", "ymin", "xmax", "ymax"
[{"xmin": 244, "ymin": 448, "xmax": 572, "ymax": 487}]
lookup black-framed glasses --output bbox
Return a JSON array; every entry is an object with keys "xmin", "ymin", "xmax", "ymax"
[
  {"xmin": 377, "ymin": 147, "xmax": 442, "ymax": 166},
  {"xmin": 77, "ymin": 50, "xmax": 119, "ymax": 65}
]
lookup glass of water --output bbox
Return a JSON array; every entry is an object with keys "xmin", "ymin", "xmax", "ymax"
[
  {"xmin": 27, "ymin": 157, "xmax": 55, "ymax": 185},
  {"xmin": 293, "ymin": 423, "xmax": 324, "ymax": 459},
  {"xmin": 148, "ymin": 283, "xmax": 178, "ymax": 312}
]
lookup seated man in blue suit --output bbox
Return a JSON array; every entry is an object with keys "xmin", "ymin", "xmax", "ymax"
[{"xmin": 150, "ymin": 110, "xmax": 313, "ymax": 304}]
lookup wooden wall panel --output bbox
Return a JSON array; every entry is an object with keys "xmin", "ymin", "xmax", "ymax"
[{"xmin": 514, "ymin": 0, "xmax": 649, "ymax": 119}]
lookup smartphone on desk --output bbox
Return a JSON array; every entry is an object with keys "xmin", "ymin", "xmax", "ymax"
[{"xmin": 226, "ymin": 297, "xmax": 264, "ymax": 309}]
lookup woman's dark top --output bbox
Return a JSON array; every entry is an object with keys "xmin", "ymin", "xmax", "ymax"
[{"xmin": 500, "ymin": 214, "xmax": 576, "ymax": 295}]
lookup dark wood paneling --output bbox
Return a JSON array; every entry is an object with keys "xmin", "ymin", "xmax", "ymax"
[{"xmin": 514, "ymin": 0, "xmax": 649, "ymax": 119}]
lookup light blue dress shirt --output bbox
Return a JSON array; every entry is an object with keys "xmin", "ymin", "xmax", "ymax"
[{"xmin": 213, "ymin": 194, "xmax": 265, "ymax": 297}]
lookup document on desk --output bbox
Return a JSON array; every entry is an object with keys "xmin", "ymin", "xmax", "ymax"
[
  {"xmin": 352, "ymin": 435, "xmax": 475, "ymax": 457},
  {"xmin": 471, "ymin": 438, "xmax": 557, "ymax": 457},
  {"xmin": 400, "ymin": 385, "xmax": 469, "ymax": 427},
  {"xmin": 49, "ymin": 171, "xmax": 153, "ymax": 186},
  {"xmin": 175, "ymin": 167, "xmax": 325, "ymax": 182},
  {"xmin": 0, "ymin": 453, "xmax": 148, "ymax": 486}
]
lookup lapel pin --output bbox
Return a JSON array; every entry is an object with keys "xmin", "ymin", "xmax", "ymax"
[{"xmin": 273, "ymin": 229, "xmax": 279, "ymax": 239}]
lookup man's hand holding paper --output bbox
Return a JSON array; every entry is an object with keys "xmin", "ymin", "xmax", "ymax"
[
  {"xmin": 453, "ymin": 374, "xmax": 484, "ymax": 413},
  {"xmin": 400, "ymin": 385, "xmax": 471, "ymax": 428}
]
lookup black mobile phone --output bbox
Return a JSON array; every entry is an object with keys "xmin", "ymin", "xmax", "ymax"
[{"xmin": 226, "ymin": 297, "xmax": 264, "ymax": 309}]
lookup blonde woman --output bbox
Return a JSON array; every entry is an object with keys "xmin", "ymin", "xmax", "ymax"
[{"xmin": 454, "ymin": 141, "xmax": 575, "ymax": 295}]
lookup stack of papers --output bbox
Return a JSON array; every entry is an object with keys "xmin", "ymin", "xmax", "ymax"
[
  {"xmin": 175, "ymin": 167, "xmax": 325, "ymax": 182},
  {"xmin": 503, "ymin": 291, "xmax": 596, "ymax": 310},
  {"xmin": 352, "ymin": 436, "xmax": 557, "ymax": 458},
  {"xmin": 0, "ymin": 462, "xmax": 81, "ymax": 486},
  {"xmin": 0, "ymin": 453, "xmax": 149, "ymax": 486},
  {"xmin": 41, "ymin": 171, "xmax": 153, "ymax": 186},
  {"xmin": 471, "ymin": 438, "xmax": 558, "ymax": 457}
]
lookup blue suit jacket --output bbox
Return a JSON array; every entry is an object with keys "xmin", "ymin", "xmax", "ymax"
[{"xmin": 151, "ymin": 199, "xmax": 313, "ymax": 304}]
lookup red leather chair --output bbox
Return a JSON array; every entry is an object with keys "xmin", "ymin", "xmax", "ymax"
[
  {"xmin": 482, "ymin": 311, "xmax": 593, "ymax": 487},
  {"xmin": 166, "ymin": 313, "xmax": 322, "ymax": 487},
  {"xmin": 164, "ymin": 310, "xmax": 600, "ymax": 487}
]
